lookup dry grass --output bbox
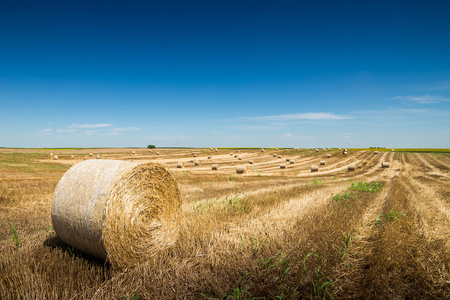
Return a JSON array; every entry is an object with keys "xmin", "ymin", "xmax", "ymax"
[{"xmin": 0, "ymin": 149, "xmax": 449, "ymax": 299}]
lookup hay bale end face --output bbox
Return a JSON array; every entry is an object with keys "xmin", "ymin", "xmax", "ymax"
[
  {"xmin": 211, "ymin": 164, "xmax": 219, "ymax": 170},
  {"xmin": 51, "ymin": 160, "xmax": 181, "ymax": 269},
  {"xmin": 381, "ymin": 162, "xmax": 390, "ymax": 168},
  {"xmin": 348, "ymin": 164, "xmax": 356, "ymax": 171},
  {"xmin": 311, "ymin": 165, "xmax": 319, "ymax": 172},
  {"xmin": 236, "ymin": 165, "xmax": 248, "ymax": 174}
]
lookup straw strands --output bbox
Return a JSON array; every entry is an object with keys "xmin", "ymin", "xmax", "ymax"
[{"xmin": 51, "ymin": 160, "xmax": 181, "ymax": 269}]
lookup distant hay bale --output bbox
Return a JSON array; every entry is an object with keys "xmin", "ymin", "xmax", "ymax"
[
  {"xmin": 96, "ymin": 154, "xmax": 100, "ymax": 159},
  {"xmin": 156, "ymin": 152, "xmax": 160, "ymax": 155},
  {"xmin": 230, "ymin": 153, "xmax": 233, "ymax": 156},
  {"xmin": 315, "ymin": 148, "xmax": 319, "ymax": 152},
  {"xmin": 290, "ymin": 160, "xmax": 295, "ymax": 164},
  {"xmin": 276, "ymin": 148, "xmax": 279, "ymax": 150},
  {"xmin": 132, "ymin": 151, "xmax": 135, "ymax": 155},
  {"xmin": 327, "ymin": 154, "xmax": 331, "ymax": 158},
  {"xmin": 89, "ymin": 153, "xmax": 93, "ymax": 157},
  {"xmin": 311, "ymin": 165, "xmax": 319, "ymax": 172},
  {"xmin": 343, "ymin": 151, "xmax": 348, "ymax": 156},
  {"xmin": 278, "ymin": 155, "xmax": 281, "ymax": 158},
  {"xmin": 320, "ymin": 160, "xmax": 325, "ymax": 165},
  {"xmin": 286, "ymin": 158, "xmax": 290, "ymax": 162},
  {"xmin": 190, "ymin": 159, "xmax": 194, "ymax": 163},
  {"xmin": 234, "ymin": 154, "xmax": 238, "ymax": 158},
  {"xmin": 193, "ymin": 154, "xmax": 197, "ymax": 158},
  {"xmin": 236, "ymin": 165, "xmax": 248, "ymax": 174},
  {"xmin": 50, "ymin": 153, "xmax": 54, "ymax": 157},
  {"xmin": 236, "ymin": 150, "xmax": 240, "ymax": 153},
  {"xmin": 381, "ymin": 162, "xmax": 390, "ymax": 168},
  {"xmin": 53, "ymin": 155, "xmax": 58, "ymax": 160},
  {"xmin": 273, "ymin": 154, "xmax": 277, "ymax": 157},
  {"xmin": 261, "ymin": 149, "xmax": 265, "ymax": 152},
  {"xmin": 374, "ymin": 151, "xmax": 379, "ymax": 154},
  {"xmin": 391, "ymin": 149, "xmax": 395, "ymax": 152},
  {"xmin": 71, "ymin": 155, "xmax": 75, "ymax": 159},
  {"xmin": 177, "ymin": 162, "xmax": 184, "ymax": 168},
  {"xmin": 51, "ymin": 160, "xmax": 181, "ymax": 269},
  {"xmin": 207, "ymin": 156, "xmax": 211, "ymax": 159},
  {"xmin": 248, "ymin": 160, "xmax": 254, "ymax": 164},
  {"xmin": 280, "ymin": 164, "xmax": 286, "ymax": 169},
  {"xmin": 238, "ymin": 157, "xmax": 242, "ymax": 160},
  {"xmin": 211, "ymin": 164, "xmax": 219, "ymax": 170},
  {"xmin": 192, "ymin": 152, "xmax": 195, "ymax": 156},
  {"xmin": 348, "ymin": 164, "xmax": 356, "ymax": 171},
  {"xmin": 215, "ymin": 148, "xmax": 218, "ymax": 152},
  {"xmin": 194, "ymin": 160, "xmax": 200, "ymax": 166},
  {"xmin": 149, "ymin": 149, "xmax": 152, "ymax": 152}
]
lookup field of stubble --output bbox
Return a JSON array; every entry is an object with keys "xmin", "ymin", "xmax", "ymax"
[{"xmin": 1, "ymin": 148, "xmax": 449, "ymax": 299}]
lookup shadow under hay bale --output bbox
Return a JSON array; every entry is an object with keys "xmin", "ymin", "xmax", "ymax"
[{"xmin": 51, "ymin": 159, "xmax": 181, "ymax": 269}]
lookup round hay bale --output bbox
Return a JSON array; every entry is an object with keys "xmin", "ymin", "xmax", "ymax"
[
  {"xmin": 381, "ymin": 162, "xmax": 390, "ymax": 168},
  {"xmin": 50, "ymin": 153, "xmax": 54, "ymax": 157},
  {"xmin": 276, "ymin": 148, "xmax": 279, "ymax": 150},
  {"xmin": 89, "ymin": 153, "xmax": 93, "ymax": 157},
  {"xmin": 207, "ymin": 156, "xmax": 211, "ymax": 159},
  {"xmin": 149, "ymin": 149, "xmax": 152, "ymax": 152},
  {"xmin": 374, "ymin": 151, "xmax": 379, "ymax": 154},
  {"xmin": 280, "ymin": 164, "xmax": 286, "ymax": 169},
  {"xmin": 391, "ymin": 149, "xmax": 395, "ymax": 152},
  {"xmin": 215, "ymin": 148, "xmax": 218, "ymax": 152},
  {"xmin": 273, "ymin": 154, "xmax": 277, "ymax": 157},
  {"xmin": 230, "ymin": 153, "xmax": 233, "ymax": 156},
  {"xmin": 177, "ymin": 162, "xmax": 184, "ymax": 168},
  {"xmin": 189, "ymin": 159, "xmax": 194, "ymax": 163},
  {"xmin": 248, "ymin": 160, "xmax": 254, "ymax": 164},
  {"xmin": 290, "ymin": 160, "xmax": 295, "ymax": 164},
  {"xmin": 348, "ymin": 164, "xmax": 356, "ymax": 171},
  {"xmin": 311, "ymin": 165, "xmax": 319, "ymax": 172},
  {"xmin": 320, "ymin": 160, "xmax": 325, "ymax": 165},
  {"xmin": 236, "ymin": 165, "xmax": 247, "ymax": 174},
  {"xmin": 236, "ymin": 150, "xmax": 240, "ymax": 153},
  {"xmin": 156, "ymin": 152, "xmax": 160, "ymax": 155},
  {"xmin": 132, "ymin": 151, "xmax": 135, "ymax": 155},
  {"xmin": 278, "ymin": 155, "xmax": 281, "ymax": 158},
  {"xmin": 234, "ymin": 154, "xmax": 238, "ymax": 158},
  {"xmin": 194, "ymin": 160, "xmax": 200, "ymax": 166},
  {"xmin": 192, "ymin": 152, "xmax": 195, "ymax": 156},
  {"xmin": 53, "ymin": 155, "xmax": 58, "ymax": 160},
  {"xmin": 96, "ymin": 154, "xmax": 100, "ymax": 159},
  {"xmin": 211, "ymin": 164, "xmax": 219, "ymax": 170},
  {"xmin": 261, "ymin": 149, "xmax": 265, "ymax": 152},
  {"xmin": 193, "ymin": 154, "xmax": 197, "ymax": 158},
  {"xmin": 315, "ymin": 148, "xmax": 319, "ymax": 152},
  {"xmin": 51, "ymin": 160, "xmax": 181, "ymax": 269},
  {"xmin": 327, "ymin": 154, "xmax": 331, "ymax": 158},
  {"xmin": 238, "ymin": 157, "xmax": 242, "ymax": 160},
  {"xmin": 71, "ymin": 155, "xmax": 75, "ymax": 159},
  {"xmin": 343, "ymin": 151, "xmax": 348, "ymax": 156},
  {"xmin": 286, "ymin": 158, "xmax": 290, "ymax": 162}
]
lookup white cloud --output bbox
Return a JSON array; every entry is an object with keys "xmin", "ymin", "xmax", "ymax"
[
  {"xmin": 70, "ymin": 123, "xmax": 113, "ymax": 129},
  {"xmin": 57, "ymin": 129, "xmax": 77, "ymax": 133},
  {"xmin": 282, "ymin": 133, "xmax": 292, "ymax": 137},
  {"xmin": 112, "ymin": 127, "xmax": 139, "ymax": 132},
  {"xmin": 239, "ymin": 112, "xmax": 352, "ymax": 121},
  {"xmin": 390, "ymin": 95, "xmax": 450, "ymax": 104},
  {"xmin": 42, "ymin": 128, "xmax": 53, "ymax": 132}
]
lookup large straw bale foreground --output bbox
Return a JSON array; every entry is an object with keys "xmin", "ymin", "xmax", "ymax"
[{"xmin": 51, "ymin": 159, "xmax": 181, "ymax": 269}]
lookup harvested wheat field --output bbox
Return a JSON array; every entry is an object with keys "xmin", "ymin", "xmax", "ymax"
[{"xmin": 1, "ymin": 148, "xmax": 449, "ymax": 299}]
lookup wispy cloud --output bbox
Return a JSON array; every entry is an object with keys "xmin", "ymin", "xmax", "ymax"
[
  {"xmin": 70, "ymin": 123, "xmax": 113, "ymax": 129},
  {"xmin": 282, "ymin": 133, "xmax": 292, "ymax": 137},
  {"xmin": 112, "ymin": 127, "xmax": 139, "ymax": 132},
  {"xmin": 390, "ymin": 95, "xmax": 450, "ymax": 104},
  {"xmin": 419, "ymin": 81, "xmax": 450, "ymax": 91},
  {"xmin": 239, "ymin": 112, "xmax": 352, "ymax": 121}
]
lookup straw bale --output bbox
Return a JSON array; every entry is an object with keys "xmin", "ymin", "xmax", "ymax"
[
  {"xmin": 290, "ymin": 160, "xmax": 295, "ymax": 164},
  {"xmin": 374, "ymin": 151, "xmax": 379, "ymax": 154},
  {"xmin": 236, "ymin": 165, "xmax": 247, "ymax": 174},
  {"xmin": 190, "ymin": 159, "xmax": 194, "ymax": 163},
  {"xmin": 211, "ymin": 164, "xmax": 219, "ymax": 170},
  {"xmin": 194, "ymin": 160, "xmax": 200, "ymax": 166},
  {"xmin": 315, "ymin": 148, "xmax": 319, "ymax": 152},
  {"xmin": 157, "ymin": 152, "xmax": 160, "ymax": 155},
  {"xmin": 236, "ymin": 150, "xmax": 240, "ymax": 153},
  {"xmin": 286, "ymin": 158, "xmax": 290, "ymax": 162},
  {"xmin": 381, "ymin": 162, "xmax": 390, "ymax": 168},
  {"xmin": 177, "ymin": 162, "xmax": 184, "ymax": 168},
  {"xmin": 273, "ymin": 154, "xmax": 277, "ymax": 157},
  {"xmin": 278, "ymin": 155, "xmax": 281, "ymax": 158},
  {"xmin": 89, "ymin": 153, "xmax": 93, "ymax": 156},
  {"xmin": 53, "ymin": 155, "xmax": 58, "ymax": 160},
  {"xmin": 71, "ymin": 155, "xmax": 75, "ymax": 159},
  {"xmin": 132, "ymin": 151, "xmax": 135, "ymax": 154},
  {"xmin": 149, "ymin": 149, "xmax": 152, "ymax": 152},
  {"xmin": 248, "ymin": 160, "xmax": 254, "ymax": 164},
  {"xmin": 215, "ymin": 149, "xmax": 218, "ymax": 152},
  {"xmin": 238, "ymin": 157, "xmax": 242, "ymax": 160},
  {"xmin": 96, "ymin": 154, "xmax": 100, "ymax": 159},
  {"xmin": 207, "ymin": 156, "xmax": 211, "ymax": 159},
  {"xmin": 193, "ymin": 154, "xmax": 197, "ymax": 158},
  {"xmin": 320, "ymin": 160, "xmax": 325, "ymax": 165},
  {"xmin": 311, "ymin": 165, "xmax": 319, "ymax": 172},
  {"xmin": 234, "ymin": 154, "xmax": 238, "ymax": 158},
  {"xmin": 391, "ymin": 149, "xmax": 395, "ymax": 152},
  {"xmin": 280, "ymin": 164, "xmax": 286, "ymax": 169},
  {"xmin": 51, "ymin": 160, "xmax": 181, "ymax": 269},
  {"xmin": 327, "ymin": 154, "xmax": 331, "ymax": 158},
  {"xmin": 348, "ymin": 164, "xmax": 356, "ymax": 171},
  {"xmin": 50, "ymin": 153, "xmax": 54, "ymax": 157}
]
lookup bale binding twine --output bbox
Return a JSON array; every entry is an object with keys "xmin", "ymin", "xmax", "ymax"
[{"xmin": 51, "ymin": 159, "xmax": 182, "ymax": 269}]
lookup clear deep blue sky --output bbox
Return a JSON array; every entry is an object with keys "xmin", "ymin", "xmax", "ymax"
[{"xmin": 1, "ymin": 0, "xmax": 449, "ymax": 148}]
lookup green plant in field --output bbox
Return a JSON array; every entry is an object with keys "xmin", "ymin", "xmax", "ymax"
[
  {"xmin": 311, "ymin": 269, "xmax": 333, "ymax": 300},
  {"xmin": 349, "ymin": 181, "xmax": 382, "ymax": 192},
  {"xmin": 9, "ymin": 222, "xmax": 20, "ymax": 250},
  {"xmin": 334, "ymin": 230, "xmax": 358, "ymax": 259},
  {"xmin": 313, "ymin": 178, "xmax": 325, "ymax": 185},
  {"xmin": 302, "ymin": 252, "xmax": 323, "ymax": 275},
  {"xmin": 124, "ymin": 292, "xmax": 140, "ymax": 300},
  {"xmin": 385, "ymin": 209, "xmax": 407, "ymax": 221},
  {"xmin": 331, "ymin": 192, "xmax": 352, "ymax": 201}
]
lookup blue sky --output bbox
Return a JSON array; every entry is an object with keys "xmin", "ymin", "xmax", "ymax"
[{"xmin": 1, "ymin": 0, "xmax": 449, "ymax": 148}]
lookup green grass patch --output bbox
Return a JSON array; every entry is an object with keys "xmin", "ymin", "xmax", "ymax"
[{"xmin": 349, "ymin": 181, "xmax": 382, "ymax": 192}]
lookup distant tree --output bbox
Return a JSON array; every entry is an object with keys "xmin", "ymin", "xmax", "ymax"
[{"xmin": 147, "ymin": 145, "xmax": 156, "ymax": 149}]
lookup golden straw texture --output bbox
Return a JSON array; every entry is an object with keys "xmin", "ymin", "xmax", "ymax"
[{"xmin": 51, "ymin": 160, "xmax": 181, "ymax": 269}]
